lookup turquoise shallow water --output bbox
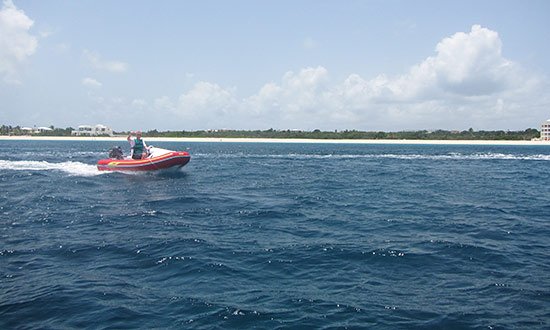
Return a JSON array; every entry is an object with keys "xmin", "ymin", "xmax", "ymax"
[{"xmin": 1, "ymin": 141, "xmax": 549, "ymax": 329}]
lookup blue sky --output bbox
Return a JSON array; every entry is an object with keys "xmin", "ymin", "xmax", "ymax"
[{"xmin": 1, "ymin": 0, "xmax": 549, "ymax": 132}]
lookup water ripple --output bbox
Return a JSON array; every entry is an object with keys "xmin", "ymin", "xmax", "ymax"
[{"xmin": 1, "ymin": 141, "xmax": 549, "ymax": 329}]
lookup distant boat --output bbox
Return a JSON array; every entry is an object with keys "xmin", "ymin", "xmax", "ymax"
[{"xmin": 97, "ymin": 146, "xmax": 190, "ymax": 171}]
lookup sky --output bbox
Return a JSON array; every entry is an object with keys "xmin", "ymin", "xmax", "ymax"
[{"xmin": 1, "ymin": 0, "xmax": 549, "ymax": 132}]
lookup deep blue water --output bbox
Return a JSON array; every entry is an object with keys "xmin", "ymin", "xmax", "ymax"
[{"xmin": 1, "ymin": 140, "xmax": 549, "ymax": 329}]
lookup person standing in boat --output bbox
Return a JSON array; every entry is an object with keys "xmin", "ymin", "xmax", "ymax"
[{"xmin": 127, "ymin": 131, "xmax": 149, "ymax": 159}]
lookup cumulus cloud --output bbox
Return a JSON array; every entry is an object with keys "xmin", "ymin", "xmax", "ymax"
[
  {"xmin": 398, "ymin": 25, "xmax": 518, "ymax": 98},
  {"xmin": 0, "ymin": 0, "xmax": 38, "ymax": 84},
  {"xmin": 84, "ymin": 49, "xmax": 128, "ymax": 73},
  {"xmin": 174, "ymin": 82, "xmax": 238, "ymax": 128},
  {"xmin": 153, "ymin": 96, "xmax": 175, "ymax": 113},
  {"xmin": 132, "ymin": 99, "xmax": 147, "ymax": 108},
  {"xmin": 82, "ymin": 77, "xmax": 102, "ymax": 88},
  {"xmin": 145, "ymin": 25, "xmax": 544, "ymax": 131},
  {"xmin": 179, "ymin": 82, "xmax": 236, "ymax": 112},
  {"xmin": 164, "ymin": 68, "xmax": 332, "ymax": 129},
  {"xmin": 237, "ymin": 25, "xmax": 543, "ymax": 130},
  {"xmin": 242, "ymin": 66, "xmax": 334, "ymax": 127}
]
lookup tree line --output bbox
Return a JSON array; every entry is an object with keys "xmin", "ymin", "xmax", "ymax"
[
  {"xmin": 1, "ymin": 125, "xmax": 73, "ymax": 136},
  {"xmin": 144, "ymin": 127, "xmax": 540, "ymax": 140},
  {"xmin": 1, "ymin": 124, "xmax": 541, "ymax": 140}
]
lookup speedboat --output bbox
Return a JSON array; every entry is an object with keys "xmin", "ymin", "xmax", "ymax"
[{"xmin": 97, "ymin": 146, "xmax": 190, "ymax": 171}]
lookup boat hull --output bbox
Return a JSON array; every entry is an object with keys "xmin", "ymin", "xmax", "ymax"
[{"xmin": 97, "ymin": 151, "xmax": 190, "ymax": 171}]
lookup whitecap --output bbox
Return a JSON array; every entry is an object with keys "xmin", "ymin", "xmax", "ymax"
[
  {"xmin": 191, "ymin": 152, "xmax": 550, "ymax": 161},
  {"xmin": 0, "ymin": 159, "xmax": 104, "ymax": 177}
]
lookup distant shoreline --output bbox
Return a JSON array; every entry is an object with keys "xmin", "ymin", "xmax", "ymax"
[{"xmin": 1, "ymin": 135, "xmax": 549, "ymax": 146}]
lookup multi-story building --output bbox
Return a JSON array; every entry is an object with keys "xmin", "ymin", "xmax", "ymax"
[
  {"xmin": 541, "ymin": 119, "xmax": 550, "ymax": 141},
  {"xmin": 72, "ymin": 124, "xmax": 113, "ymax": 136}
]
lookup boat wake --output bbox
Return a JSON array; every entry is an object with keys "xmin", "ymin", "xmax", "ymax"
[
  {"xmin": 0, "ymin": 160, "xmax": 104, "ymax": 177},
  {"xmin": 195, "ymin": 152, "xmax": 550, "ymax": 161}
]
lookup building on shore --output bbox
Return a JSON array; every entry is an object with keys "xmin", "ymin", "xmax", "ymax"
[
  {"xmin": 21, "ymin": 126, "xmax": 53, "ymax": 134},
  {"xmin": 21, "ymin": 127, "xmax": 34, "ymax": 134},
  {"xmin": 541, "ymin": 119, "xmax": 550, "ymax": 141},
  {"xmin": 71, "ymin": 124, "xmax": 113, "ymax": 136}
]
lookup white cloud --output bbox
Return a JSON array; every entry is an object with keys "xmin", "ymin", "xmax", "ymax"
[
  {"xmin": 244, "ymin": 66, "xmax": 333, "ymax": 128},
  {"xmin": 173, "ymin": 82, "xmax": 238, "ymax": 128},
  {"xmin": 132, "ymin": 99, "xmax": 147, "ymax": 108},
  {"xmin": 0, "ymin": 0, "xmax": 38, "ymax": 84},
  {"xmin": 153, "ymin": 96, "xmax": 175, "ymax": 112},
  {"xmin": 237, "ymin": 25, "xmax": 544, "ymax": 130},
  {"xmin": 84, "ymin": 49, "xmax": 128, "ymax": 73},
  {"xmin": 38, "ymin": 28, "xmax": 53, "ymax": 38},
  {"xmin": 412, "ymin": 24, "xmax": 517, "ymax": 98},
  {"xmin": 82, "ymin": 77, "xmax": 102, "ymax": 88},
  {"xmin": 114, "ymin": 25, "xmax": 545, "ymax": 131},
  {"xmin": 178, "ymin": 82, "xmax": 236, "ymax": 112},
  {"xmin": 340, "ymin": 25, "xmax": 527, "ymax": 106}
]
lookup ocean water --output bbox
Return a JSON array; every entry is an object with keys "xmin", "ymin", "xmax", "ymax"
[{"xmin": 1, "ymin": 140, "xmax": 549, "ymax": 329}]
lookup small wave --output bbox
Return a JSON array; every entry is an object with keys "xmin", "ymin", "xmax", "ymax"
[
  {"xmin": 371, "ymin": 153, "xmax": 550, "ymax": 161},
  {"xmin": 0, "ymin": 159, "xmax": 103, "ymax": 177},
  {"xmin": 194, "ymin": 152, "xmax": 550, "ymax": 161}
]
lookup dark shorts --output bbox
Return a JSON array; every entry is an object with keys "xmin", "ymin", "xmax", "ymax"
[{"xmin": 132, "ymin": 154, "xmax": 142, "ymax": 160}]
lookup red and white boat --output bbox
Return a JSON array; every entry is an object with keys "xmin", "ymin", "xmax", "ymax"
[{"xmin": 97, "ymin": 146, "xmax": 190, "ymax": 171}]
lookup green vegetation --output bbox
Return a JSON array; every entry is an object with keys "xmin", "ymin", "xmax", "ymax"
[
  {"xmin": 1, "ymin": 124, "xmax": 540, "ymax": 140},
  {"xmin": 140, "ymin": 127, "xmax": 540, "ymax": 141},
  {"xmin": 1, "ymin": 125, "xmax": 73, "ymax": 136}
]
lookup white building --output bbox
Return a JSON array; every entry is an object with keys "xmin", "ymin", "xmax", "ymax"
[
  {"xmin": 21, "ymin": 126, "xmax": 53, "ymax": 134},
  {"xmin": 37, "ymin": 127, "xmax": 53, "ymax": 133},
  {"xmin": 21, "ymin": 127, "xmax": 34, "ymax": 134},
  {"xmin": 72, "ymin": 124, "xmax": 113, "ymax": 136},
  {"xmin": 541, "ymin": 119, "xmax": 550, "ymax": 141}
]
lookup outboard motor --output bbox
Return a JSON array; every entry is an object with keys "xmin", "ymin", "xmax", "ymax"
[{"xmin": 108, "ymin": 146, "xmax": 124, "ymax": 160}]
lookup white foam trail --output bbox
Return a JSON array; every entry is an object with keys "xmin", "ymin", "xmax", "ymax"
[
  {"xmin": 0, "ymin": 160, "xmax": 104, "ymax": 177},
  {"xmin": 194, "ymin": 152, "xmax": 550, "ymax": 161}
]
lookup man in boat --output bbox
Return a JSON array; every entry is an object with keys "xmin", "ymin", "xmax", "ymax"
[{"xmin": 127, "ymin": 131, "xmax": 149, "ymax": 159}]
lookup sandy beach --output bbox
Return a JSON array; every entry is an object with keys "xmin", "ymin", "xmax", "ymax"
[{"xmin": 0, "ymin": 135, "xmax": 548, "ymax": 145}]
